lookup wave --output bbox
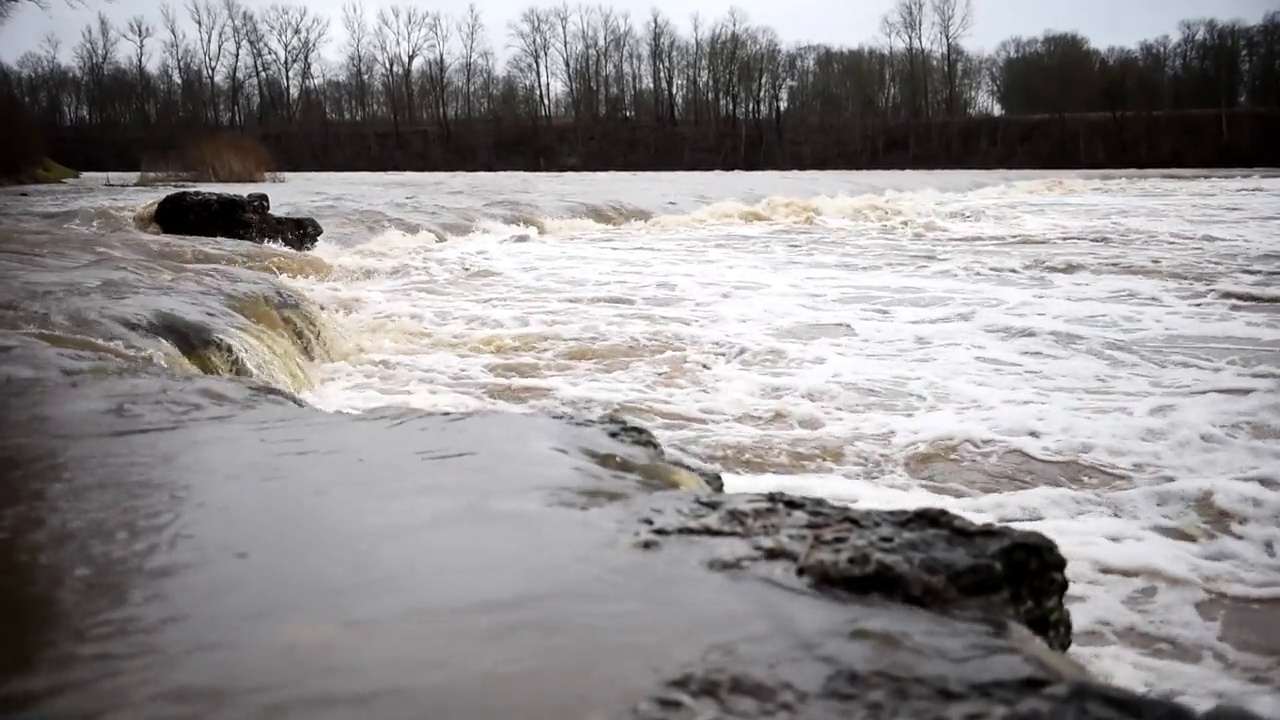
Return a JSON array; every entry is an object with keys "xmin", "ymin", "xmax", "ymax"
[
  {"xmin": 1215, "ymin": 286, "xmax": 1280, "ymax": 305},
  {"xmin": 404, "ymin": 177, "xmax": 1097, "ymax": 242},
  {"xmin": 482, "ymin": 192, "xmax": 942, "ymax": 238},
  {"xmin": 0, "ymin": 174, "xmax": 1144, "ymax": 397},
  {"xmin": 314, "ymin": 193, "xmax": 967, "ymax": 252},
  {"xmin": 139, "ymin": 291, "xmax": 343, "ymax": 393},
  {"xmin": 0, "ymin": 218, "xmax": 345, "ymax": 396},
  {"xmin": 33, "ymin": 174, "xmax": 1099, "ymax": 254}
]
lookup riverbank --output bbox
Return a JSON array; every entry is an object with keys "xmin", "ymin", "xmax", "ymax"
[
  {"xmin": 0, "ymin": 156, "xmax": 79, "ymax": 186},
  {"xmin": 42, "ymin": 109, "xmax": 1280, "ymax": 174}
]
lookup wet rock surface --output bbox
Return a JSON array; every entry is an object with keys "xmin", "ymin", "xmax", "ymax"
[
  {"xmin": 623, "ymin": 493, "xmax": 1269, "ymax": 719},
  {"xmin": 630, "ymin": 661, "xmax": 1260, "ymax": 720},
  {"xmin": 634, "ymin": 492, "xmax": 1073, "ymax": 652},
  {"xmin": 153, "ymin": 190, "xmax": 323, "ymax": 251}
]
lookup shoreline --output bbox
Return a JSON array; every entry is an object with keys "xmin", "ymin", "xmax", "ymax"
[
  {"xmin": 11, "ymin": 167, "xmax": 1280, "ymax": 183},
  {"xmin": 0, "ymin": 156, "xmax": 80, "ymax": 187},
  {"xmin": 40, "ymin": 110, "xmax": 1280, "ymax": 175}
]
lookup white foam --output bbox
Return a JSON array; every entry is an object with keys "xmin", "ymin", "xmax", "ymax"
[{"xmin": 277, "ymin": 170, "xmax": 1280, "ymax": 712}]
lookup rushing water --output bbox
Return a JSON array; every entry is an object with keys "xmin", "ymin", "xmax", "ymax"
[{"xmin": 1, "ymin": 169, "xmax": 1279, "ymax": 716}]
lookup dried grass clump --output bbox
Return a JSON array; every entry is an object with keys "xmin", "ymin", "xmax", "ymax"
[{"xmin": 140, "ymin": 133, "xmax": 282, "ymax": 185}]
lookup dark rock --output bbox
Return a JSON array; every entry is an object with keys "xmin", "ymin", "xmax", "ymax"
[
  {"xmin": 631, "ymin": 655, "xmax": 1251, "ymax": 719},
  {"xmin": 635, "ymin": 492, "xmax": 1072, "ymax": 652},
  {"xmin": 248, "ymin": 213, "xmax": 323, "ymax": 251},
  {"xmin": 624, "ymin": 492, "xmax": 1268, "ymax": 720},
  {"xmin": 152, "ymin": 190, "xmax": 322, "ymax": 251},
  {"xmin": 245, "ymin": 192, "xmax": 270, "ymax": 214},
  {"xmin": 1202, "ymin": 708, "xmax": 1274, "ymax": 720}
]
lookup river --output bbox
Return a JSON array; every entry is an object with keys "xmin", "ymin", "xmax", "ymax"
[{"xmin": 1, "ymin": 169, "xmax": 1277, "ymax": 717}]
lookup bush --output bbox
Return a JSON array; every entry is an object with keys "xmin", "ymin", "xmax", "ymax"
[{"xmin": 140, "ymin": 133, "xmax": 281, "ymax": 184}]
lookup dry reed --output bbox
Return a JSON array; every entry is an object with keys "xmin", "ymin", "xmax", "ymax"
[{"xmin": 139, "ymin": 133, "xmax": 282, "ymax": 185}]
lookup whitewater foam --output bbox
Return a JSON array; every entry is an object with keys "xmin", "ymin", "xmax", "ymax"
[{"xmin": 43, "ymin": 169, "xmax": 1279, "ymax": 712}]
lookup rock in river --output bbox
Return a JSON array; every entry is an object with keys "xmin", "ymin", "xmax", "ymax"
[
  {"xmin": 626, "ymin": 492, "xmax": 1265, "ymax": 720},
  {"xmin": 152, "ymin": 190, "xmax": 323, "ymax": 251},
  {"xmin": 635, "ymin": 492, "xmax": 1073, "ymax": 651}
]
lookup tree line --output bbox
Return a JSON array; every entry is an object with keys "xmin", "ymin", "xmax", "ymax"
[{"xmin": 2, "ymin": 0, "xmax": 1278, "ymax": 171}]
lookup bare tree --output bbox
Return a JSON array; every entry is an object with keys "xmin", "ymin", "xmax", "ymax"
[
  {"xmin": 341, "ymin": 1, "xmax": 372, "ymax": 121},
  {"xmin": 188, "ymin": 0, "xmax": 228, "ymax": 123},
  {"xmin": 424, "ymin": 10, "xmax": 453, "ymax": 133},
  {"xmin": 883, "ymin": 0, "xmax": 930, "ymax": 119},
  {"xmin": 931, "ymin": 0, "xmax": 972, "ymax": 116},
  {"xmin": 574, "ymin": 4, "xmax": 601, "ymax": 119},
  {"xmin": 374, "ymin": 5, "xmax": 430, "ymax": 128},
  {"xmin": 508, "ymin": 6, "xmax": 553, "ymax": 122},
  {"xmin": 551, "ymin": 3, "xmax": 580, "ymax": 120},
  {"xmin": 221, "ymin": 0, "xmax": 246, "ymax": 126},
  {"xmin": 6, "ymin": 0, "xmax": 1278, "ymax": 173},
  {"xmin": 238, "ymin": 7, "xmax": 274, "ymax": 123},
  {"xmin": 119, "ymin": 15, "xmax": 154, "ymax": 121},
  {"xmin": 456, "ymin": 3, "xmax": 484, "ymax": 120},
  {"xmin": 120, "ymin": 16, "xmax": 153, "ymax": 83},
  {"xmin": 687, "ymin": 12, "xmax": 705, "ymax": 124},
  {"xmin": 645, "ymin": 9, "xmax": 678, "ymax": 124},
  {"xmin": 73, "ymin": 12, "xmax": 118, "ymax": 123},
  {"xmin": 609, "ymin": 9, "xmax": 638, "ymax": 119},
  {"xmin": 260, "ymin": 4, "xmax": 329, "ymax": 122},
  {"xmin": 158, "ymin": 2, "xmax": 191, "ymax": 115},
  {"xmin": 0, "ymin": 0, "xmax": 79, "ymax": 25}
]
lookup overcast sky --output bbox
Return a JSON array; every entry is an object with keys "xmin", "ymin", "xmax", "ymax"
[{"xmin": 0, "ymin": 0, "xmax": 1274, "ymax": 63}]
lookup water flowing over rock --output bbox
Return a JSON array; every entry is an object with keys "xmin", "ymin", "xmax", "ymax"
[
  {"xmin": 624, "ymin": 492, "xmax": 1263, "ymax": 720},
  {"xmin": 552, "ymin": 410, "xmax": 726, "ymax": 492},
  {"xmin": 636, "ymin": 493, "xmax": 1073, "ymax": 651},
  {"xmin": 152, "ymin": 190, "xmax": 323, "ymax": 251}
]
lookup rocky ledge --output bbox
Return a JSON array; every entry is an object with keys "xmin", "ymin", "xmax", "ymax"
[
  {"xmin": 625, "ymin": 491, "xmax": 1263, "ymax": 719},
  {"xmin": 152, "ymin": 190, "xmax": 323, "ymax": 251}
]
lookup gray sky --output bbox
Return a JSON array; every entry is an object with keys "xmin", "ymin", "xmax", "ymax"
[{"xmin": 0, "ymin": 0, "xmax": 1274, "ymax": 63}]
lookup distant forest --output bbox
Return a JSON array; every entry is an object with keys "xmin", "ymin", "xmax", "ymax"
[{"xmin": 2, "ymin": 0, "xmax": 1278, "ymax": 171}]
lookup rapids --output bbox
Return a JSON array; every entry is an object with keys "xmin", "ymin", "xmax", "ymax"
[{"xmin": 1, "ymin": 169, "xmax": 1277, "ymax": 715}]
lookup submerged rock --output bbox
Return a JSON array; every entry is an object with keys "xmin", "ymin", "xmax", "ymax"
[
  {"xmin": 552, "ymin": 410, "xmax": 726, "ymax": 492},
  {"xmin": 152, "ymin": 190, "xmax": 323, "ymax": 251}
]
